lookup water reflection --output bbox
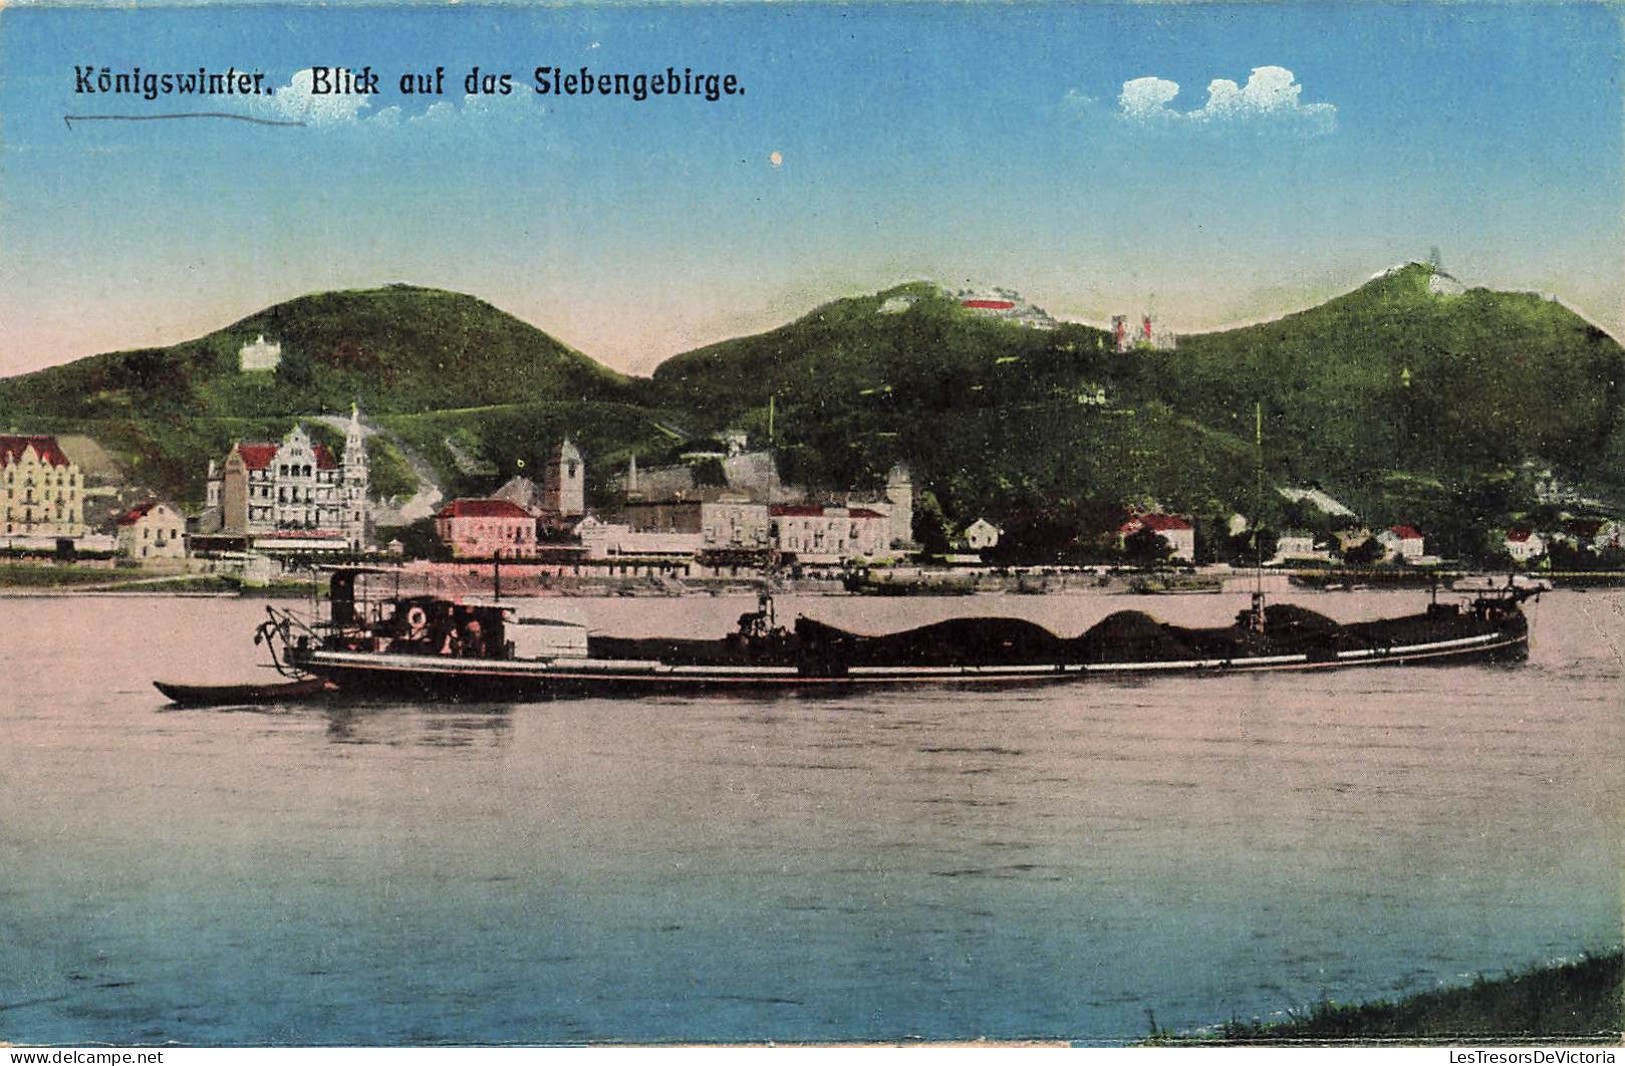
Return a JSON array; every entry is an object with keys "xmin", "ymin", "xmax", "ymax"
[{"xmin": 321, "ymin": 702, "xmax": 515, "ymax": 748}]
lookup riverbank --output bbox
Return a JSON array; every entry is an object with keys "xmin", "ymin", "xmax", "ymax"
[
  {"xmin": 1149, "ymin": 950, "xmax": 1622, "ymax": 1045},
  {"xmin": 2, "ymin": 557, "xmax": 1616, "ymax": 597}
]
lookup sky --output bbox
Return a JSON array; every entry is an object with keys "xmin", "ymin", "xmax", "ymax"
[{"xmin": 2, "ymin": 2, "xmax": 1622, "ymax": 379}]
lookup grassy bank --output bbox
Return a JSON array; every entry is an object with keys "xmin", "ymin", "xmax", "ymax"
[
  {"xmin": 0, "ymin": 565, "xmax": 241, "ymax": 594},
  {"xmin": 1151, "ymin": 951, "xmax": 1622, "ymax": 1045},
  {"xmin": 0, "ymin": 564, "xmax": 126, "ymax": 588}
]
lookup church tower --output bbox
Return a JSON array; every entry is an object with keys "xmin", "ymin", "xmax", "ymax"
[
  {"xmin": 885, "ymin": 463, "xmax": 914, "ymax": 548},
  {"xmin": 543, "ymin": 439, "xmax": 585, "ymax": 517},
  {"xmin": 342, "ymin": 403, "xmax": 370, "ymax": 550}
]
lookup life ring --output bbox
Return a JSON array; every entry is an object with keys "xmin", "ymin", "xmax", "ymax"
[{"xmin": 405, "ymin": 605, "xmax": 429, "ymax": 637}]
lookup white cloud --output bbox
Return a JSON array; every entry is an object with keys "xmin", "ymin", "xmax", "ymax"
[
  {"xmin": 257, "ymin": 68, "xmax": 376, "ymax": 126},
  {"xmin": 1118, "ymin": 77, "xmax": 1181, "ymax": 121},
  {"xmin": 1090, "ymin": 66, "xmax": 1336, "ymax": 134},
  {"xmin": 253, "ymin": 70, "xmax": 541, "ymax": 130},
  {"xmin": 408, "ymin": 99, "xmax": 459, "ymax": 126}
]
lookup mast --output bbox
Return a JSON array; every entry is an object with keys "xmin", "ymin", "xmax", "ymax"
[{"xmin": 1251, "ymin": 401, "xmax": 1266, "ymax": 633}]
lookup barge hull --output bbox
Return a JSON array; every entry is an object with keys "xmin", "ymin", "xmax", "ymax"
[{"xmin": 292, "ymin": 630, "xmax": 1527, "ymax": 702}]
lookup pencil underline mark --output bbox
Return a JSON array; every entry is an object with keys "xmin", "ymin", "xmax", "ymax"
[{"xmin": 64, "ymin": 113, "xmax": 306, "ymax": 129}]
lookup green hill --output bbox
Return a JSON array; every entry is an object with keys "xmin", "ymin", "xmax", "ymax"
[
  {"xmin": 0, "ymin": 284, "xmax": 640, "ymax": 422},
  {"xmin": 653, "ymin": 284, "xmax": 1235, "ymax": 517},
  {"xmin": 652, "ymin": 267, "xmax": 1625, "ymax": 554},
  {"xmin": 1151, "ymin": 264, "xmax": 1625, "ymax": 510},
  {"xmin": 0, "ymin": 285, "xmax": 682, "ymax": 505}
]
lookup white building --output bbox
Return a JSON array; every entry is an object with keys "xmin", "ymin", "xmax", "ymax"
[
  {"xmin": 576, "ymin": 516, "xmax": 703, "ymax": 559},
  {"xmin": 1504, "ymin": 529, "xmax": 1545, "ymax": 563},
  {"xmin": 212, "ymin": 405, "xmax": 370, "ymax": 550},
  {"xmin": 116, "ymin": 501, "xmax": 187, "ymax": 559},
  {"xmin": 1377, "ymin": 525, "xmax": 1426, "ymax": 561},
  {"xmin": 1, "ymin": 435, "xmax": 86, "ymax": 539},
  {"xmin": 1272, "ymin": 531, "xmax": 1332, "ymax": 565},
  {"xmin": 770, "ymin": 504, "xmax": 889, "ymax": 564},
  {"xmin": 239, "ymin": 334, "xmax": 283, "ymax": 371}
]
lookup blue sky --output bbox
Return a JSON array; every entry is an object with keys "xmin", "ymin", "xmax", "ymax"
[{"xmin": 2, "ymin": 3, "xmax": 1621, "ymax": 377}]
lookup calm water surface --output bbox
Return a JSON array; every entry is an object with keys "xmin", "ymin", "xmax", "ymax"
[{"xmin": 1, "ymin": 590, "xmax": 1620, "ymax": 1045}]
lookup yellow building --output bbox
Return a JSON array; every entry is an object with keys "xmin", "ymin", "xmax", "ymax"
[
  {"xmin": 116, "ymin": 500, "xmax": 187, "ymax": 559},
  {"xmin": 1, "ymin": 435, "xmax": 86, "ymax": 538}
]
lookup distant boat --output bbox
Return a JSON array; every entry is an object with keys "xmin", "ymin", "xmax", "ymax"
[{"xmin": 220, "ymin": 569, "xmax": 1542, "ymax": 702}]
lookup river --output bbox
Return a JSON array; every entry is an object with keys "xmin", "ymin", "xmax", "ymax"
[{"xmin": 1, "ymin": 590, "xmax": 1620, "ymax": 1045}]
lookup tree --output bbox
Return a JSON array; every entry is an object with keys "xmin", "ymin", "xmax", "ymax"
[
  {"xmin": 275, "ymin": 347, "xmax": 317, "ymax": 392},
  {"xmin": 1123, "ymin": 527, "xmax": 1173, "ymax": 566},
  {"xmin": 378, "ymin": 516, "xmax": 446, "ymax": 561},
  {"xmin": 911, "ymin": 490, "xmax": 951, "ymax": 555},
  {"xmin": 1343, "ymin": 537, "xmax": 1384, "ymax": 566}
]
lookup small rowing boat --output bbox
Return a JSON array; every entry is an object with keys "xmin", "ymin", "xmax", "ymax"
[{"xmin": 153, "ymin": 677, "xmax": 334, "ymax": 707}]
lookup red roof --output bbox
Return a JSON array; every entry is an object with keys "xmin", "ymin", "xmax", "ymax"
[
  {"xmin": 1121, "ymin": 513, "xmax": 1192, "ymax": 533},
  {"xmin": 232, "ymin": 441, "xmax": 338, "ymax": 471},
  {"xmin": 849, "ymin": 508, "xmax": 885, "ymax": 519},
  {"xmin": 1387, "ymin": 525, "xmax": 1424, "ymax": 540},
  {"xmin": 962, "ymin": 299, "xmax": 1016, "ymax": 310},
  {"xmin": 116, "ymin": 500, "xmax": 164, "ymax": 526},
  {"xmin": 235, "ymin": 443, "xmax": 280, "ymax": 470},
  {"xmin": 437, "ymin": 498, "xmax": 533, "ymax": 520},
  {"xmin": 0, "ymin": 435, "xmax": 72, "ymax": 468},
  {"xmin": 1505, "ymin": 529, "xmax": 1534, "ymax": 543}
]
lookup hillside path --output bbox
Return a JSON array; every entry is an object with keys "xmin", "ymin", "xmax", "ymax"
[{"xmin": 312, "ymin": 414, "xmax": 444, "ymax": 525}]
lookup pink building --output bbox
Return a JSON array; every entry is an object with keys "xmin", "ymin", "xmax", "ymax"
[{"xmin": 434, "ymin": 498, "xmax": 537, "ymax": 559}]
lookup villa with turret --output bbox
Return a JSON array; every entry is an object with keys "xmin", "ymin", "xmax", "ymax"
[{"xmin": 203, "ymin": 405, "xmax": 370, "ymax": 550}]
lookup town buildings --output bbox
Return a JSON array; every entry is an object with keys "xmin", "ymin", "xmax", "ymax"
[
  {"xmin": 207, "ymin": 405, "xmax": 370, "ymax": 550},
  {"xmin": 576, "ymin": 516, "xmax": 701, "ymax": 560},
  {"xmin": 434, "ymin": 498, "xmax": 538, "ymax": 559},
  {"xmin": 1, "ymin": 435, "xmax": 86, "ymax": 539},
  {"xmin": 771, "ymin": 504, "xmax": 890, "ymax": 564},
  {"xmin": 117, "ymin": 501, "xmax": 186, "ymax": 559},
  {"xmin": 622, "ymin": 490, "xmax": 772, "ymax": 554}
]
